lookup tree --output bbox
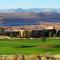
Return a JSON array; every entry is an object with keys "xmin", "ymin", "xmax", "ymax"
[
  {"xmin": 0, "ymin": 27, "xmax": 4, "ymax": 36},
  {"xmin": 10, "ymin": 32, "xmax": 13, "ymax": 38},
  {"xmin": 42, "ymin": 30, "xmax": 46, "ymax": 42},
  {"xmin": 49, "ymin": 31, "xmax": 52, "ymax": 37}
]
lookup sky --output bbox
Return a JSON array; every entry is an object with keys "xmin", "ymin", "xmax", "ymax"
[{"xmin": 0, "ymin": 0, "xmax": 60, "ymax": 9}]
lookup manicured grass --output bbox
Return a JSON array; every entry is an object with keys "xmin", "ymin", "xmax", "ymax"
[{"xmin": 0, "ymin": 38, "xmax": 60, "ymax": 55}]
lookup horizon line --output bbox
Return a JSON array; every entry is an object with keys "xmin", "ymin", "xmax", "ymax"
[{"xmin": 0, "ymin": 8, "xmax": 60, "ymax": 9}]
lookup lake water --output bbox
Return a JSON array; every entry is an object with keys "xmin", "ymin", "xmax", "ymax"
[{"xmin": 0, "ymin": 17, "xmax": 60, "ymax": 26}]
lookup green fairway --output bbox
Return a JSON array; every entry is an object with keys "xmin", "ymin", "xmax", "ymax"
[{"xmin": 0, "ymin": 38, "xmax": 60, "ymax": 55}]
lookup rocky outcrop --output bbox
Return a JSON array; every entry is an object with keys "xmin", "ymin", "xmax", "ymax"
[{"xmin": 0, "ymin": 54, "xmax": 59, "ymax": 60}]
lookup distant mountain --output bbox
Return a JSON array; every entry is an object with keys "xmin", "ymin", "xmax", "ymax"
[
  {"xmin": 0, "ymin": 12, "xmax": 60, "ymax": 26},
  {"xmin": 0, "ymin": 8, "xmax": 60, "ymax": 26},
  {"xmin": 0, "ymin": 8, "xmax": 60, "ymax": 13}
]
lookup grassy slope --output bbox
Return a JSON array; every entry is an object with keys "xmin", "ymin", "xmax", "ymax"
[{"xmin": 0, "ymin": 38, "xmax": 60, "ymax": 55}]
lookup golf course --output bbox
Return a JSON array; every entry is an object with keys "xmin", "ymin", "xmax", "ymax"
[{"xmin": 0, "ymin": 38, "xmax": 60, "ymax": 55}]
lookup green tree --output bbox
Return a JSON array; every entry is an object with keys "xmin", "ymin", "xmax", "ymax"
[
  {"xmin": 10, "ymin": 32, "xmax": 13, "ymax": 38},
  {"xmin": 49, "ymin": 31, "xmax": 52, "ymax": 37},
  {"xmin": 42, "ymin": 30, "xmax": 46, "ymax": 42}
]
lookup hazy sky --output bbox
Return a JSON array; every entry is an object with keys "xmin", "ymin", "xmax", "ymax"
[{"xmin": 0, "ymin": 0, "xmax": 60, "ymax": 9}]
